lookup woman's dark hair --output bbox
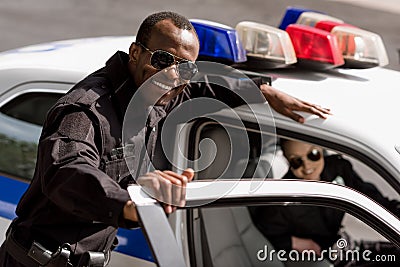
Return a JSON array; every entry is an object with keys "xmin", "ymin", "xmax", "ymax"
[
  {"xmin": 279, "ymin": 138, "xmax": 290, "ymax": 155},
  {"xmin": 279, "ymin": 138, "xmax": 326, "ymax": 158},
  {"xmin": 136, "ymin": 11, "xmax": 194, "ymax": 46}
]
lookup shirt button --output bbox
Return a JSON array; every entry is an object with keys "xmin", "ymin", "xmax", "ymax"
[{"xmin": 108, "ymin": 211, "xmax": 113, "ymax": 218}]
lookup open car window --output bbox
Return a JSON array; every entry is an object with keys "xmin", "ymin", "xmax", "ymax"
[
  {"xmin": 193, "ymin": 123, "xmax": 400, "ymax": 219},
  {"xmin": 191, "ymin": 204, "xmax": 399, "ymax": 267},
  {"xmin": 128, "ymin": 180, "xmax": 400, "ymax": 267}
]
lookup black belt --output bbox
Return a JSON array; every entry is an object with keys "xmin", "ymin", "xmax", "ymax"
[
  {"xmin": 4, "ymin": 231, "xmax": 40, "ymax": 267},
  {"xmin": 4, "ymin": 231, "xmax": 108, "ymax": 267}
]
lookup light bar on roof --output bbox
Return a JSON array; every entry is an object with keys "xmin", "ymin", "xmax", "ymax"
[
  {"xmin": 190, "ymin": 19, "xmax": 247, "ymax": 64},
  {"xmin": 315, "ymin": 20, "xmax": 356, "ymax": 32},
  {"xmin": 279, "ymin": 6, "xmax": 322, "ymax": 30},
  {"xmin": 296, "ymin": 12, "xmax": 343, "ymax": 27},
  {"xmin": 235, "ymin": 21, "xmax": 297, "ymax": 69},
  {"xmin": 286, "ymin": 24, "xmax": 344, "ymax": 69},
  {"xmin": 332, "ymin": 26, "xmax": 389, "ymax": 68}
]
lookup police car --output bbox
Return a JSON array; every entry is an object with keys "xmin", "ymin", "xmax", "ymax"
[{"xmin": 0, "ymin": 7, "xmax": 399, "ymax": 267}]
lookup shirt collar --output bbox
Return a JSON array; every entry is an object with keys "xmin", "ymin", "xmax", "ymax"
[{"xmin": 105, "ymin": 51, "xmax": 137, "ymax": 120}]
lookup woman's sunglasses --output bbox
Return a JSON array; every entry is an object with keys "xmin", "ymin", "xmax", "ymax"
[
  {"xmin": 136, "ymin": 42, "xmax": 198, "ymax": 81},
  {"xmin": 288, "ymin": 148, "xmax": 322, "ymax": 170}
]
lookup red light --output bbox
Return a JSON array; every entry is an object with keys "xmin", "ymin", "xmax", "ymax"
[
  {"xmin": 286, "ymin": 24, "xmax": 344, "ymax": 68},
  {"xmin": 337, "ymin": 32, "xmax": 356, "ymax": 58},
  {"xmin": 314, "ymin": 22, "xmax": 358, "ymax": 59},
  {"xmin": 315, "ymin": 21, "xmax": 356, "ymax": 32}
]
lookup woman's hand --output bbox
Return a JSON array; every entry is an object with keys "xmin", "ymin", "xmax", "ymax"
[{"xmin": 291, "ymin": 236, "xmax": 322, "ymax": 256}]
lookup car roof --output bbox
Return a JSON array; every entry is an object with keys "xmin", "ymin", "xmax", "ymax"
[
  {"xmin": 227, "ymin": 66, "xmax": 400, "ymax": 180},
  {"xmin": 278, "ymin": 66, "xmax": 399, "ymax": 162},
  {"xmin": 0, "ymin": 36, "xmax": 133, "ymax": 96},
  {"xmin": 0, "ymin": 36, "xmax": 132, "ymax": 73}
]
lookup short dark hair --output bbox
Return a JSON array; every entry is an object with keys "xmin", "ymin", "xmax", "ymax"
[{"xmin": 136, "ymin": 11, "xmax": 194, "ymax": 45}]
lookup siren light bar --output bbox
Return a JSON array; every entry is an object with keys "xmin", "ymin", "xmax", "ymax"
[
  {"xmin": 332, "ymin": 26, "xmax": 389, "ymax": 68},
  {"xmin": 286, "ymin": 24, "xmax": 344, "ymax": 69},
  {"xmin": 279, "ymin": 6, "xmax": 323, "ymax": 30},
  {"xmin": 187, "ymin": 6, "xmax": 389, "ymax": 71},
  {"xmin": 315, "ymin": 21, "xmax": 389, "ymax": 68},
  {"xmin": 315, "ymin": 20, "xmax": 356, "ymax": 32},
  {"xmin": 235, "ymin": 21, "xmax": 297, "ymax": 69},
  {"xmin": 190, "ymin": 19, "xmax": 247, "ymax": 64},
  {"xmin": 296, "ymin": 12, "xmax": 344, "ymax": 27}
]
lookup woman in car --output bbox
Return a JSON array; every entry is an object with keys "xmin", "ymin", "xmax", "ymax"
[{"xmin": 250, "ymin": 139, "xmax": 399, "ymax": 255}]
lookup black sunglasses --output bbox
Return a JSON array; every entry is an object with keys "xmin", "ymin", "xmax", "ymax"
[
  {"xmin": 136, "ymin": 42, "xmax": 198, "ymax": 81},
  {"xmin": 288, "ymin": 148, "xmax": 322, "ymax": 170}
]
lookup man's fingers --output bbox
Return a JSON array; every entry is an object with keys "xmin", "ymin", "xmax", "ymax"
[
  {"xmin": 292, "ymin": 101, "xmax": 331, "ymax": 120},
  {"xmin": 179, "ymin": 168, "xmax": 194, "ymax": 206},
  {"xmin": 138, "ymin": 172, "xmax": 173, "ymax": 205},
  {"xmin": 137, "ymin": 169, "xmax": 194, "ymax": 212},
  {"xmin": 300, "ymin": 101, "xmax": 332, "ymax": 115},
  {"xmin": 157, "ymin": 171, "xmax": 182, "ymax": 187},
  {"xmin": 163, "ymin": 204, "xmax": 173, "ymax": 214},
  {"xmin": 181, "ymin": 168, "xmax": 194, "ymax": 181},
  {"xmin": 158, "ymin": 170, "xmax": 185, "ymax": 206},
  {"xmin": 305, "ymin": 106, "xmax": 326, "ymax": 119},
  {"xmin": 309, "ymin": 104, "xmax": 332, "ymax": 115},
  {"xmin": 284, "ymin": 109, "xmax": 305, "ymax": 123},
  {"xmin": 162, "ymin": 170, "xmax": 187, "ymax": 185},
  {"xmin": 137, "ymin": 174, "xmax": 162, "ymax": 200},
  {"xmin": 158, "ymin": 170, "xmax": 190, "ymax": 207},
  {"xmin": 314, "ymin": 104, "xmax": 331, "ymax": 112},
  {"xmin": 163, "ymin": 169, "xmax": 193, "ymax": 206},
  {"xmin": 154, "ymin": 171, "xmax": 175, "ymax": 205}
]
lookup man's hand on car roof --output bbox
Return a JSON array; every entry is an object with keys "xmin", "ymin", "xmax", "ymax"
[
  {"xmin": 260, "ymin": 84, "xmax": 332, "ymax": 123},
  {"xmin": 136, "ymin": 168, "xmax": 194, "ymax": 214}
]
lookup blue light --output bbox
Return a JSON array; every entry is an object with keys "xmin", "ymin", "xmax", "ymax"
[
  {"xmin": 278, "ymin": 6, "xmax": 323, "ymax": 30},
  {"xmin": 190, "ymin": 19, "xmax": 247, "ymax": 63}
]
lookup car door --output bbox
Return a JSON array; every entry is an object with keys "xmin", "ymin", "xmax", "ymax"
[
  {"xmin": 127, "ymin": 179, "xmax": 400, "ymax": 267},
  {"xmin": 171, "ymin": 111, "xmax": 400, "ymax": 266}
]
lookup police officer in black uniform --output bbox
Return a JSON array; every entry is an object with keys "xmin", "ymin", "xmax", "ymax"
[{"xmin": 0, "ymin": 11, "xmax": 331, "ymax": 267}]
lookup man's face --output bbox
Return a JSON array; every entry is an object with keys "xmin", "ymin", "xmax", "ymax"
[{"xmin": 129, "ymin": 19, "xmax": 199, "ymax": 106}]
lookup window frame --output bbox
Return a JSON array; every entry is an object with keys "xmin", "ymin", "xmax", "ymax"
[
  {"xmin": 183, "ymin": 116, "xmax": 400, "ymax": 266},
  {"xmin": 127, "ymin": 181, "xmax": 400, "ymax": 267},
  {"xmin": 188, "ymin": 117, "xmax": 400, "ymax": 194},
  {"xmin": 0, "ymin": 84, "xmax": 68, "ymax": 181}
]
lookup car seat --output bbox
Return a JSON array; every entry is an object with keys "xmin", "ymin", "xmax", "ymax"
[{"xmin": 200, "ymin": 206, "xmax": 284, "ymax": 267}]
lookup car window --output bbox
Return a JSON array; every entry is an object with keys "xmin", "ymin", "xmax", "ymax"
[
  {"xmin": 196, "ymin": 123, "xmax": 276, "ymax": 180},
  {"xmin": 0, "ymin": 92, "xmax": 61, "ymax": 126},
  {"xmin": 0, "ymin": 92, "xmax": 61, "ymax": 180},
  {"xmin": 194, "ymin": 123, "xmax": 399, "ymax": 218},
  {"xmin": 190, "ymin": 205, "xmax": 399, "ymax": 267}
]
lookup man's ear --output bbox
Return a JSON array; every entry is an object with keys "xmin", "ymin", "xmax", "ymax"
[{"xmin": 129, "ymin": 42, "xmax": 140, "ymax": 62}]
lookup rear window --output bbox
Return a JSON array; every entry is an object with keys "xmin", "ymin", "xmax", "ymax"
[{"xmin": 0, "ymin": 92, "xmax": 61, "ymax": 126}]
